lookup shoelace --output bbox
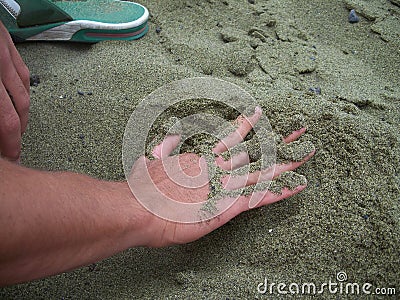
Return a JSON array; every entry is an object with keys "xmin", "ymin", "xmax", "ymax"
[{"xmin": 0, "ymin": 0, "xmax": 20, "ymax": 19}]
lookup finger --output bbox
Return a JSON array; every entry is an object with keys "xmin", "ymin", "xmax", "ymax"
[
  {"xmin": 0, "ymin": 22, "xmax": 30, "ymax": 133},
  {"xmin": 0, "ymin": 83, "xmax": 22, "ymax": 161},
  {"xmin": 8, "ymin": 40, "xmax": 30, "ymax": 93},
  {"xmin": 3, "ymin": 73, "xmax": 30, "ymax": 134},
  {"xmin": 283, "ymin": 127, "xmax": 307, "ymax": 144},
  {"xmin": 216, "ymin": 126, "xmax": 308, "ymax": 171},
  {"xmin": 221, "ymin": 150, "xmax": 315, "ymax": 190},
  {"xmin": 248, "ymin": 185, "xmax": 307, "ymax": 209},
  {"xmin": 204, "ymin": 185, "xmax": 306, "ymax": 231},
  {"xmin": 9, "ymin": 54, "xmax": 30, "ymax": 134},
  {"xmin": 213, "ymin": 106, "xmax": 262, "ymax": 155},
  {"xmin": 215, "ymin": 151, "xmax": 250, "ymax": 171},
  {"xmin": 151, "ymin": 134, "xmax": 181, "ymax": 159},
  {"xmin": 4, "ymin": 24, "xmax": 30, "ymax": 94}
]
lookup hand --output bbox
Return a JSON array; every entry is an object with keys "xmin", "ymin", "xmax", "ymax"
[
  {"xmin": 129, "ymin": 108, "xmax": 315, "ymax": 248},
  {"xmin": 0, "ymin": 21, "xmax": 30, "ymax": 162}
]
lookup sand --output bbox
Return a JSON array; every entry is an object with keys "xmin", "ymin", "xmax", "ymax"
[{"xmin": 1, "ymin": 0, "xmax": 399, "ymax": 299}]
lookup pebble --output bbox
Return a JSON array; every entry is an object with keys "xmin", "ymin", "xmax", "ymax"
[
  {"xmin": 77, "ymin": 90, "xmax": 93, "ymax": 96},
  {"xmin": 348, "ymin": 9, "xmax": 360, "ymax": 23},
  {"xmin": 220, "ymin": 28, "xmax": 240, "ymax": 43},
  {"xmin": 30, "ymin": 74, "xmax": 40, "ymax": 87},
  {"xmin": 309, "ymin": 87, "xmax": 321, "ymax": 95},
  {"xmin": 88, "ymin": 263, "xmax": 97, "ymax": 272}
]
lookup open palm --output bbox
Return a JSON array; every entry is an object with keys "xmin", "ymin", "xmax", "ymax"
[{"xmin": 129, "ymin": 107, "xmax": 314, "ymax": 247}]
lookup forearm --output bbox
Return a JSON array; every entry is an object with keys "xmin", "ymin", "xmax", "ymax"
[{"xmin": 0, "ymin": 159, "xmax": 149, "ymax": 286}]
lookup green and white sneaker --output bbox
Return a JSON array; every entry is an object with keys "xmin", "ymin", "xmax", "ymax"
[{"xmin": 0, "ymin": 0, "xmax": 149, "ymax": 42}]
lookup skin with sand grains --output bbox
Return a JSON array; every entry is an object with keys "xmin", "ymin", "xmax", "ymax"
[{"xmin": 141, "ymin": 107, "xmax": 315, "ymax": 246}]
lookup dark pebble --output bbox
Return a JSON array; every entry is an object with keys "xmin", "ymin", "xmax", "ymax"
[
  {"xmin": 348, "ymin": 9, "xmax": 360, "ymax": 23},
  {"xmin": 30, "ymin": 74, "xmax": 40, "ymax": 87},
  {"xmin": 77, "ymin": 90, "xmax": 85, "ymax": 96},
  {"xmin": 362, "ymin": 214, "xmax": 369, "ymax": 220},
  {"xmin": 67, "ymin": 108, "xmax": 72, "ymax": 113},
  {"xmin": 309, "ymin": 87, "xmax": 321, "ymax": 95},
  {"xmin": 156, "ymin": 27, "xmax": 162, "ymax": 34},
  {"xmin": 88, "ymin": 263, "xmax": 97, "ymax": 272},
  {"xmin": 87, "ymin": 91, "xmax": 93, "ymax": 96},
  {"xmin": 79, "ymin": 134, "xmax": 85, "ymax": 140},
  {"xmin": 248, "ymin": 0, "xmax": 255, "ymax": 4}
]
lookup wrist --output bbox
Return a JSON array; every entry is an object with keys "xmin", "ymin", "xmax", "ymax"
[{"xmin": 111, "ymin": 181, "xmax": 154, "ymax": 248}]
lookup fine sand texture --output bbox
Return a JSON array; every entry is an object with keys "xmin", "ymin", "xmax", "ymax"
[{"xmin": 1, "ymin": 0, "xmax": 399, "ymax": 299}]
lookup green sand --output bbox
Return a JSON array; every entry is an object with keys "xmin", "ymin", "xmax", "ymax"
[{"xmin": 1, "ymin": 0, "xmax": 400, "ymax": 298}]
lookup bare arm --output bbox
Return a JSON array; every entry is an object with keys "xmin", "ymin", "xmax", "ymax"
[
  {"xmin": 0, "ymin": 158, "xmax": 149, "ymax": 286},
  {"xmin": 0, "ymin": 109, "xmax": 314, "ymax": 286}
]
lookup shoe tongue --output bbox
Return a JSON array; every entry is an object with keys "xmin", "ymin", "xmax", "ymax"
[{"xmin": 16, "ymin": 0, "xmax": 72, "ymax": 27}]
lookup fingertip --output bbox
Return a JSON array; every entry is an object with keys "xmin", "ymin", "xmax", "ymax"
[
  {"xmin": 151, "ymin": 134, "xmax": 181, "ymax": 159},
  {"xmin": 277, "ymin": 184, "xmax": 307, "ymax": 200},
  {"xmin": 302, "ymin": 149, "xmax": 316, "ymax": 163},
  {"xmin": 283, "ymin": 127, "xmax": 307, "ymax": 144},
  {"xmin": 293, "ymin": 184, "xmax": 307, "ymax": 193}
]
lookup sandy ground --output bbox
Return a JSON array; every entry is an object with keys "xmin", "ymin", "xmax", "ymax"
[{"xmin": 1, "ymin": 0, "xmax": 400, "ymax": 299}]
